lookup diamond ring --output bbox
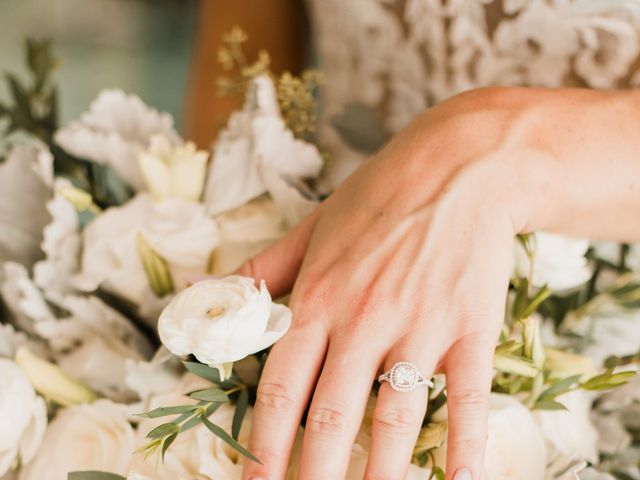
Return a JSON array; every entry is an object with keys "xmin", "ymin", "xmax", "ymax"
[{"xmin": 378, "ymin": 361, "xmax": 434, "ymax": 392}]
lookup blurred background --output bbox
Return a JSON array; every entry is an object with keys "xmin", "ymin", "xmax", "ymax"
[{"xmin": 0, "ymin": 0, "xmax": 308, "ymax": 142}]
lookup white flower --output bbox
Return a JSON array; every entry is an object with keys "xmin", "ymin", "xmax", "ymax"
[
  {"xmin": 535, "ymin": 390, "xmax": 599, "ymax": 464},
  {"xmin": 18, "ymin": 400, "xmax": 135, "ymax": 480},
  {"xmin": 515, "ymin": 232, "xmax": 591, "ymax": 291},
  {"xmin": 210, "ymin": 196, "xmax": 287, "ymax": 275},
  {"xmin": 0, "ymin": 145, "xmax": 52, "ymax": 268},
  {"xmin": 75, "ymin": 193, "xmax": 219, "ymax": 307},
  {"xmin": 55, "ymin": 89, "xmax": 180, "ymax": 191},
  {"xmin": 33, "ymin": 179, "xmax": 82, "ymax": 303},
  {"xmin": 138, "ymin": 134, "xmax": 209, "ymax": 202},
  {"xmin": 0, "ymin": 324, "xmax": 28, "ymax": 359},
  {"xmin": 204, "ymin": 75, "xmax": 323, "ymax": 226},
  {"xmin": 0, "ymin": 359, "xmax": 47, "ymax": 477},
  {"xmin": 582, "ymin": 305, "xmax": 640, "ymax": 366},
  {"xmin": 432, "ymin": 394, "xmax": 547, "ymax": 480},
  {"xmin": 158, "ymin": 276, "xmax": 292, "ymax": 366}
]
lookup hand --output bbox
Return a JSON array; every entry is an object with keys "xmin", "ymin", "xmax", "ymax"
[{"xmin": 239, "ymin": 87, "xmax": 640, "ymax": 479}]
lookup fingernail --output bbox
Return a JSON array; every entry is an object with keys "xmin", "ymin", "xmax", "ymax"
[
  {"xmin": 454, "ymin": 467, "xmax": 473, "ymax": 480},
  {"xmin": 249, "ymin": 477, "xmax": 267, "ymax": 480}
]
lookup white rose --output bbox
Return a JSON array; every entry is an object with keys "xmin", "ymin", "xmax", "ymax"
[
  {"xmin": 138, "ymin": 134, "xmax": 209, "ymax": 202},
  {"xmin": 158, "ymin": 276, "xmax": 292, "ymax": 366},
  {"xmin": 204, "ymin": 75, "xmax": 322, "ymax": 226},
  {"xmin": 432, "ymin": 394, "xmax": 547, "ymax": 480},
  {"xmin": 19, "ymin": 400, "xmax": 134, "ymax": 480},
  {"xmin": 535, "ymin": 390, "xmax": 599, "ymax": 464},
  {"xmin": 0, "ymin": 359, "xmax": 47, "ymax": 477},
  {"xmin": 55, "ymin": 89, "xmax": 180, "ymax": 191},
  {"xmin": 75, "ymin": 193, "xmax": 219, "ymax": 306},
  {"xmin": 515, "ymin": 232, "xmax": 591, "ymax": 291},
  {"xmin": 210, "ymin": 196, "xmax": 287, "ymax": 275}
]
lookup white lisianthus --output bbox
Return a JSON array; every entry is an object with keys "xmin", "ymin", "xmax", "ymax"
[
  {"xmin": 204, "ymin": 75, "xmax": 323, "ymax": 226},
  {"xmin": 75, "ymin": 193, "xmax": 219, "ymax": 307},
  {"xmin": 138, "ymin": 134, "xmax": 209, "ymax": 202},
  {"xmin": 514, "ymin": 232, "xmax": 591, "ymax": 291},
  {"xmin": 0, "ymin": 359, "xmax": 47, "ymax": 477},
  {"xmin": 18, "ymin": 400, "xmax": 135, "ymax": 480},
  {"xmin": 535, "ymin": 390, "xmax": 600, "ymax": 464},
  {"xmin": 432, "ymin": 394, "xmax": 547, "ymax": 479},
  {"xmin": 211, "ymin": 196, "xmax": 287, "ymax": 275},
  {"xmin": 55, "ymin": 89, "xmax": 181, "ymax": 191},
  {"xmin": 158, "ymin": 276, "xmax": 292, "ymax": 366},
  {"xmin": 33, "ymin": 179, "xmax": 82, "ymax": 303}
]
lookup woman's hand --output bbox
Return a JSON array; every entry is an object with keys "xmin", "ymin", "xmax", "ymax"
[{"xmin": 240, "ymin": 87, "xmax": 640, "ymax": 480}]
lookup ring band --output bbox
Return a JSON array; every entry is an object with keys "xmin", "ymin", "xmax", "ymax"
[{"xmin": 378, "ymin": 361, "xmax": 433, "ymax": 392}]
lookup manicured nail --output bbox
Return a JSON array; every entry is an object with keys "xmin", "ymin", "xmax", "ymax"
[{"xmin": 454, "ymin": 468, "xmax": 473, "ymax": 480}]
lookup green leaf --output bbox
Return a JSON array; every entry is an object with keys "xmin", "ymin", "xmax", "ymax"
[
  {"xmin": 6, "ymin": 73, "xmax": 31, "ymax": 114},
  {"xmin": 232, "ymin": 388, "xmax": 249, "ymax": 440},
  {"xmin": 146, "ymin": 422, "xmax": 180, "ymax": 439},
  {"xmin": 534, "ymin": 399, "xmax": 568, "ymax": 411},
  {"xmin": 495, "ymin": 339, "xmax": 522, "ymax": 355},
  {"xmin": 493, "ymin": 353, "xmax": 539, "ymax": 378},
  {"xmin": 432, "ymin": 466, "xmax": 446, "ymax": 480},
  {"xmin": 189, "ymin": 387, "xmax": 229, "ymax": 403},
  {"xmin": 183, "ymin": 361, "xmax": 236, "ymax": 388},
  {"xmin": 200, "ymin": 413, "xmax": 262, "ymax": 464},
  {"xmin": 537, "ymin": 374, "xmax": 582, "ymax": 402},
  {"xmin": 181, "ymin": 403, "xmax": 221, "ymax": 434},
  {"xmin": 581, "ymin": 369, "xmax": 636, "ymax": 391},
  {"xmin": 138, "ymin": 404, "xmax": 199, "ymax": 419},
  {"xmin": 330, "ymin": 102, "xmax": 388, "ymax": 154},
  {"xmin": 161, "ymin": 433, "xmax": 177, "ymax": 461},
  {"xmin": 68, "ymin": 472, "xmax": 126, "ymax": 480},
  {"xmin": 520, "ymin": 285, "xmax": 552, "ymax": 319}
]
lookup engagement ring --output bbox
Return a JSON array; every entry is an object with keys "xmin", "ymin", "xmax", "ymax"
[{"xmin": 378, "ymin": 361, "xmax": 433, "ymax": 392}]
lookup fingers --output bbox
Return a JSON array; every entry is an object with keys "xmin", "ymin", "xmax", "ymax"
[
  {"xmin": 297, "ymin": 337, "xmax": 382, "ymax": 479},
  {"xmin": 364, "ymin": 338, "xmax": 439, "ymax": 479},
  {"xmin": 237, "ymin": 208, "xmax": 320, "ymax": 297},
  {"xmin": 242, "ymin": 321, "xmax": 327, "ymax": 480},
  {"xmin": 444, "ymin": 333, "xmax": 496, "ymax": 480}
]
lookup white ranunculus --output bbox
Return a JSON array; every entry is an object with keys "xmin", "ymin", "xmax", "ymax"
[
  {"xmin": 535, "ymin": 390, "xmax": 599, "ymax": 465},
  {"xmin": 18, "ymin": 400, "xmax": 134, "ymax": 480},
  {"xmin": 55, "ymin": 89, "xmax": 181, "ymax": 191},
  {"xmin": 432, "ymin": 393, "xmax": 547, "ymax": 480},
  {"xmin": 0, "ymin": 359, "xmax": 47, "ymax": 478},
  {"xmin": 514, "ymin": 232, "xmax": 591, "ymax": 291},
  {"xmin": 204, "ymin": 75, "xmax": 323, "ymax": 226},
  {"xmin": 75, "ymin": 193, "xmax": 219, "ymax": 306},
  {"xmin": 33, "ymin": 179, "xmax": 82, "ymax": 303},
  {"xmin": 210, "ymin": 196, "xmax": 287, "ymax": 275},
  {"xmin": 138, "ymin": 134, "xmax": 209, "ymax": 202},
  {"xmin": 158, "ymin": 276, "xmax": 292, "ymax": 366}
]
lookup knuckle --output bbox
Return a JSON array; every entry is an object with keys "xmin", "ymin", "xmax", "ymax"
[
  {"xmin": 451, "ymin": 435, "xmax": 486, "ymax": 453},
  {"xmin": 306, "ymin": 405, "xmax": 349, "ymax": 435},
  {"xmin": 449, "ymin": 388, "xmax": 489, "ymax": 410},
  {"xmin": 372, "ymin": 406, "xmax": 419, "ymax": 435},
  {"xmin": 255, "ymin": 382, "xmax": 297, "ymax": 411}
]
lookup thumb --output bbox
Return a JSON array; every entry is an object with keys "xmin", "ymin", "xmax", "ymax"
[{"xmin": 235, "ymin": 208, "xmax": 320, "ymax": 297}]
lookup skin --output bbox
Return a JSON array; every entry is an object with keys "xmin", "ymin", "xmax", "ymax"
[{"xmin": 234, "ymin": 87, "xmax": 640, "ymax": 480}]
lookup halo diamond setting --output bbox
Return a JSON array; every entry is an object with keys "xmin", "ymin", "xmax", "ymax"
[{"xmin": 378, "ymin": 361, "xmax": 433, "ymax": 392}]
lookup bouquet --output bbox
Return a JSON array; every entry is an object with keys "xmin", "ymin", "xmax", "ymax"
[{"xmin": 0, "ymin": 30, "xmax": 639, "ymax": 480}]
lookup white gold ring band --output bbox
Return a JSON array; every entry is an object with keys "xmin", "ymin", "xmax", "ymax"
[{"xmin": 378, "ymin": 361, "xmax": 433, "ymax": 392}]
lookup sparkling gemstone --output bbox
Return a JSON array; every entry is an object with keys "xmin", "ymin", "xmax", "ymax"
[{"xmin": 392, "ymin": 363, "xmax": 416, "ymax": 390}]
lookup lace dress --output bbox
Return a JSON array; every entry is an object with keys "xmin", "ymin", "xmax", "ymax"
[{"xmin": 306, "ymin": 0, "xmax": 640, "ymax": 185}]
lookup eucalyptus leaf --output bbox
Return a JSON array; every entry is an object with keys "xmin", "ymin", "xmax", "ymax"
[
  {"xmin": 68, "ymin": 472, "xmax": 126, "ymax": 480},
  {"xmin": 183, "ymin": 361, "xmax": 237, "ymax": 388},
  {"xmin": 537, "ymin": 374, "xmax": 582, "ymax": 402},
  {"xmin": 138, "ymin": 404, "xmax": 199, "ymax": 419},
  {"xmin": 330, "ymin": 102, "xmax": 387, "ymax": 154},
  {"xmin": 200, "ymin": 413, "xmax": 262, "ymax": 464},
  {"xmin": 232, "ymin": 388, "xmax": 249, "ymax": 440},
  {"xmin": 533, "ymin": 399, "xmax": 568, "ymax": 411},
  {"xmin": 146, "ymin": 422, "xmax": 180, "ymax": 439},
  {"xmin": 161, "ymin": 433, "xmax": 178, "ymax": 461},
  {"xmin": 189, "ymin": 387, "xmax": 229, "ymax": 403}
]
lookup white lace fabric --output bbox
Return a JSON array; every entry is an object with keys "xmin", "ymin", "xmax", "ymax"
[{"xmin": 306, "ymin": 0, "xmax": 640, "ymax": 180}]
